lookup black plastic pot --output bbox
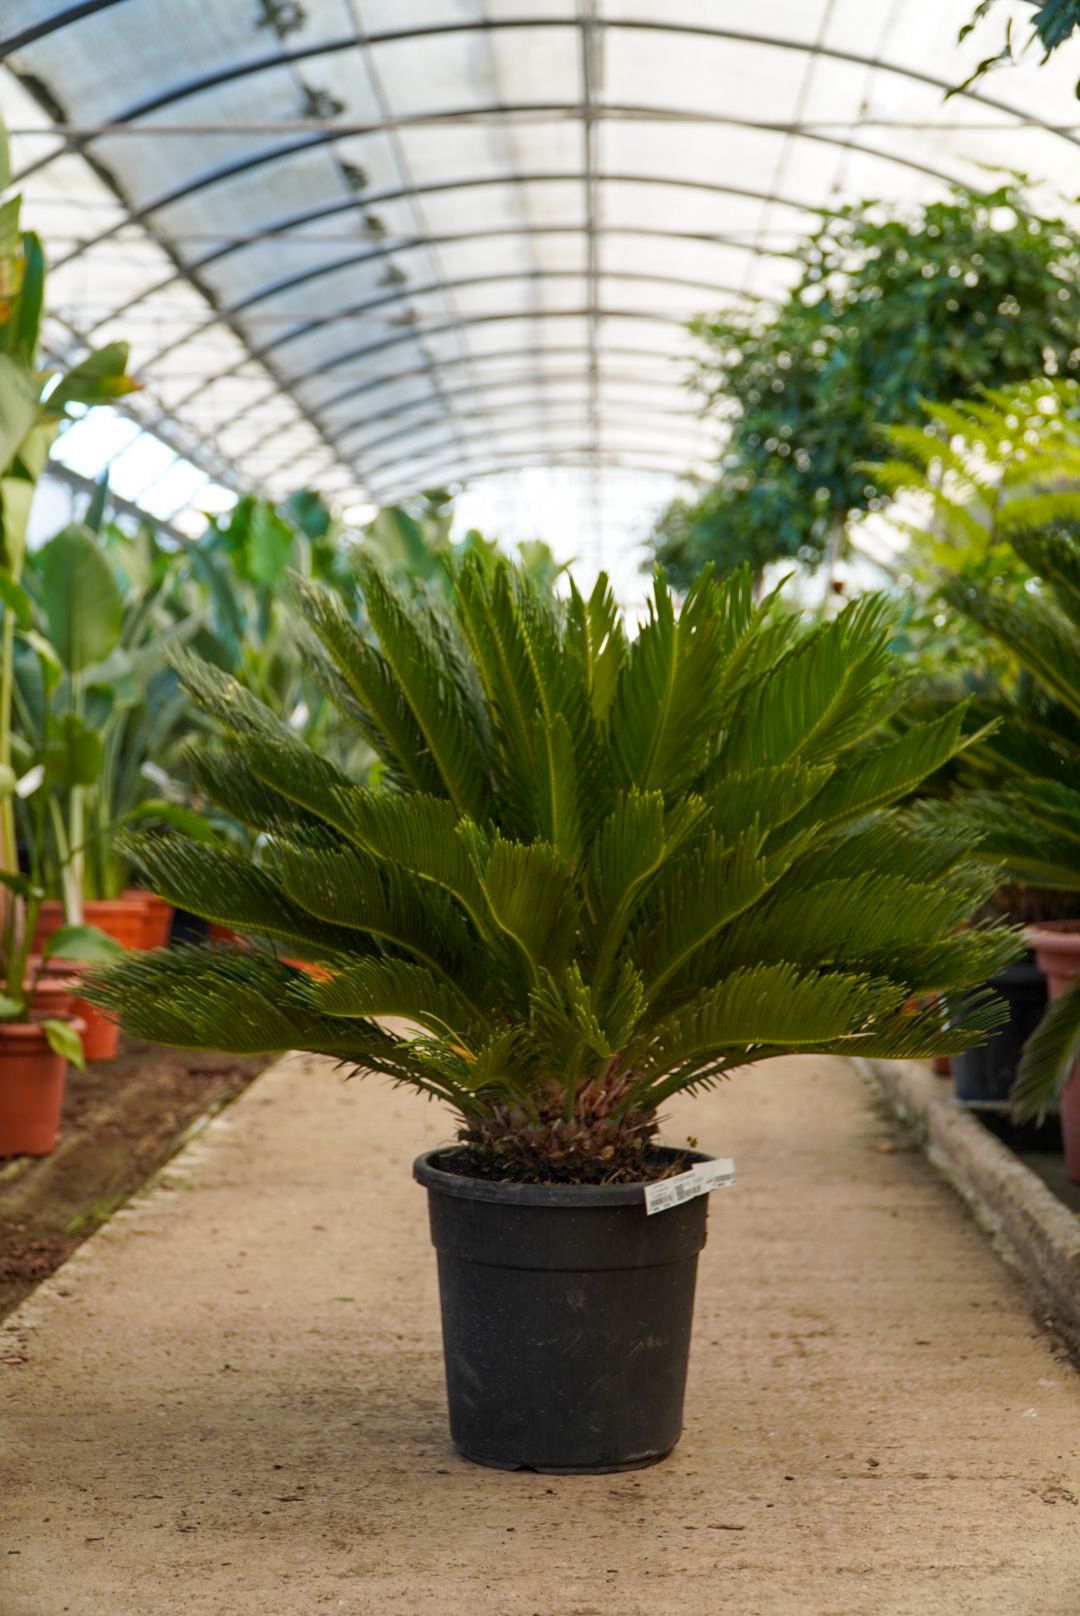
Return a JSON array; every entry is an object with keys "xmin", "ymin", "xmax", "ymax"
[
  {"xmin": 952, "ymin": 956, "xmax": 1047, "ymax": 1105},
  {"xmin": 414, "ymin": 1147, "xmax": 711, "ymax": 1474}
]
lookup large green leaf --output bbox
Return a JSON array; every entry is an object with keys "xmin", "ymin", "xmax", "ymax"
[
  {"xmin": 0, "ymin": 355, "xmax": 37, "ymax": 481},
  {"xmin": 37, "ymin": 524, "xmax": 123, "ymax": 672}
]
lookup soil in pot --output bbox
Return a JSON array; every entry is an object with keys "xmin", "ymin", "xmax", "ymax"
[
  {"xmin": 414, "ymin": 1146, "xmax": 711, "ymax": 1474},
  {"xmin": 953, "ymin": 956, "xmax": 1048, "ymax": 1105},
  {"xmin": 1027, "ymin": 923, "xmax": 1080, "ymax": 1182},
  {"xmin": 0, "ymin": 1015, "xmax": 85, "ymax": 1157}
]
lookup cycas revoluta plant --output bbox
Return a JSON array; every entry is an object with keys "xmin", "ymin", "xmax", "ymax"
[{"xmin": 88, "ymin": 561, "xmax": 1019, "ymax": 1183}]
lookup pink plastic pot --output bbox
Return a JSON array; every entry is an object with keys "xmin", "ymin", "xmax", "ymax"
[{"xmin": 1027, "ymin": 922, "xmax": 1080, "ymax": 1183}]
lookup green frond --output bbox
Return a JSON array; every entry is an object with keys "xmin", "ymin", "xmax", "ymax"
[
  {"xmin": 185, "ymin": 741, "xmax": 335, "ymax": 843},
  {"xmin": 334, "ymin": 788, "xmax": 494, "ymax": 936},
  {"xmin": 121, "ymin": 833, "xmax": 367, "ymax": 958},
  {"xmin": 357, "ymin": 558, "xmax": 492, "ymax": 820},
  {"xmin": 630, "ymin": 831, "xmax": 768, "ymax": 1003},
  {"xmin": 293, "ymin": 577, "xmax": 443, "ymax": 794},
  {"xmin": 84, "ymin": 946, "xmax": 369, "ymax": 1056},
  {"xmin": 267, "ymin": 838, "xmax": 476, "ymax": 981},
  {"xmin": 721, "ymin": 594, "xmax": 899, "ymax": 772},
  {"xmin": 824, "ymin": 987, "xmax": 1011, "ymax": 1062},
  {"xmin": 303, "ymin": 956, "xmax": 486, "ymax": 1045},
  {"xmin": 705, "ymin": 868, "xmax": 998, "ymax": 982},
  {"xmin": 610, "ymin": 569, "xmax": 726, "ymax": 795},
  {"xmin": 565, "ymin": 573, "xmax": 625, "ymax": 722},
  {"xmin": 860, "ymin": 924, "xmax": 1024, "ymax": 998},
  {"xmin": 1006, "ymin": 522, "xmax": 1080, "ymax": 626},
  {"xmin": 702, "ymin": 761, "xmax": 832, "ymax": 844},
  {"xmin": 781, "ymin": 705, "xmax": 973, "ymax": 836},
  {"xmin": 627, "ymin": 963, "xmax": 900, "ymax": 1095},
  {"xmin": 1012, "ymin": 977, "xmax": 1080, "ymax": 1122},
  {"xmin": 943, "ymin": 577, "xmax": 1080, "ymax": 723},
  {"xmin": 170, "ymin": 649, "xmax": 283, "ymax": 737},
  {"xmin": 481, "ymin": 835, "xmax": 579, "ymax": 983}
]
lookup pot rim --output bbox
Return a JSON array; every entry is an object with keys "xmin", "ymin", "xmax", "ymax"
[
  {"xmin": 0, "ymin": 1013, "xmax": 86, "ymax": 1047},
  {"xmin": 1027, "ymin": 920, "xmax": 1080, "ymax": 953},
  {"xmin": 413, "ymin": 1145, "xmax": 713, "ymax": 1208}
]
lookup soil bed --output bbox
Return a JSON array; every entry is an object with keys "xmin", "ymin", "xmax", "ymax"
[{"xmin": 0, "ymin": 1039, "xmax": 266, "ymax": 1318}]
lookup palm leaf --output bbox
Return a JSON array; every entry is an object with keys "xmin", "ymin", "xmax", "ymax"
[{"xmin": 1012, "ymin": 977, "xmax": 1080, "ymax": 1122}]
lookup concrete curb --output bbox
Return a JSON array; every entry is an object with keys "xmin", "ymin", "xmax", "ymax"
[{"xmin": 858, "ymin": 1058, "xmax": 1080, "ymax": 1355}]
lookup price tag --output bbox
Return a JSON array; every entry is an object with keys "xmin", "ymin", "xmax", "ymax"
[{"xmin": 643, "ymin": 1157, "xmax": 736, "ymax": 1216}]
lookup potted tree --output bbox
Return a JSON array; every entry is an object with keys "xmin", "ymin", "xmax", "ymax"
[{"xmin": 88, "ymin": 560, "xmax": 1018, "ymax": 1470}]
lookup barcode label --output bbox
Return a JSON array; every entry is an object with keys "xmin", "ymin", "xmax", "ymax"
[{"xmin": 644, "ymin": 1157, "xmax": 736, "ymax": 1215}]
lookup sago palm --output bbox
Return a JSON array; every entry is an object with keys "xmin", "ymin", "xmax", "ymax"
[{"xmin": 88, "ymin": 560, "xmax": 1018, "ymax": 1181}]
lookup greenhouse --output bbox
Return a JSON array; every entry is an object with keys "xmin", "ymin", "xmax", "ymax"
[{"xmin": 2, "ymin": 2, "xmax": 1080, "ymax": 1611}]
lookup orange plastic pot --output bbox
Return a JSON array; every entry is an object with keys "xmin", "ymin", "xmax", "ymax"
[
  {"xmin": 29, "ymin": 961, "xmax": 77, "ymax": 1017},
  {"xmin": 0, "ymin": 1015, "xmax": 85, "ymax": 1157},
  {"xmin": 34, "ymin": 896, "xmax": 148, "ymax": 953},
  {"xmin": 37, "ymin": 958, "xmax": 119, "ymax": 1063},
  {"xmin": 1027, "ymin": 922, "xmax": 1080, "ymax": 1182},
  {"xmin": 122, "ymin": 889, "xmax": 174, "ymax": 948}
]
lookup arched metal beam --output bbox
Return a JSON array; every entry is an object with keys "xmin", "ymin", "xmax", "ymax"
[
  {"xmin": 291, "ymin": 307, "xmax": 697, "ymax": 407},
  {"xmin": 368, "ymin": 450, "xmax": 700, "ymax": 503},
  {"xmin": 12, "ymin": 14, "xmax": 1067, "ymax": 163},
  {"xmin": 328, "ymin": 366, "xmax": 701, "ymax": 449},
  {"xmin": 143, "ymin": 306, "xmax": 700, "ymax": 477},
  {"xmin": 169, "ymin": 342, "xmax": 700, "ymax": 474},
  {"xmin": 0, "ymin": 0, "xmax": 127, "ymax": 58},
  {"xmin": 356, "ymin": 419, "xmax": 705, "ymax": 487},
  {"xmin": 92, "ymin": 176, "xmax": 820, "ymax": 337},
  {"xmin": 332, "ymin": 395, "xmax": 703, "ymax": 463},
  {"xmin": 134, "ymin": 265, "xmax": 757, "ymax": 386},
  {"xmin": 41, "ymin": 105, "xmax": 968, "ymax": 279}
]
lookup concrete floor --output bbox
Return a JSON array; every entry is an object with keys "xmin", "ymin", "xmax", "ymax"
[{"xmin": 2, "ymin": 1052, "xmax": 1079, "ymax": 1616}]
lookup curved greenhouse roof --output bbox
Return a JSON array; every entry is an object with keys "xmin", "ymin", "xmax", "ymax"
[{"xmin": 5, "ymin": 1, "xmax": 1080, "ymax": 561}]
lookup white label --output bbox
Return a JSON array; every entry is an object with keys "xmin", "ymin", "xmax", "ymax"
[{"xmin": 644, "ymin": 1157, "xmax": 736, "ymax": 1215}]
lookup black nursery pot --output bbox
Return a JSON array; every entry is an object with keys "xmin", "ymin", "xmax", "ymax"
[
  {"xmin": 414, "ymin": 1147, "xmax": 711, "ymax": 1474},
  {"xmin": 952, "ymin": 956, "xmax": 1048, "ymax": 1105}
]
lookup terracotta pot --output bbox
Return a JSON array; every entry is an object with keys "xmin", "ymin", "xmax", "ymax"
[
  {"xmin": 28, "ymin": 959, "xmax": 77, "ymax": 1017},
  {"xmin": 36, "ymin": 957, "xmax": 119, "ymax": 1063},
  {"xmin": 208, "ymin": 922, "xmax": 243, "ymax": 947},
  {"xmin": 122, "ymin": 889, "xmax": 174, "ymax": 948},
  {"xmin": 0, "ymin": 1015, "xmax": 85, "ymax": 1157},
  {"xmin": 1027, "ymin": 922, "xmax": 1080, "ymax": 1182},
  {"xmin": 33, "ymin": 896, "xmax": 148, "ymax": 954}
]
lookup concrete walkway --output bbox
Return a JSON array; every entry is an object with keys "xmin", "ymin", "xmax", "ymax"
[{"xmin": 2, "ymin": 1053, "xmax": 1079, "ymax": 1616}]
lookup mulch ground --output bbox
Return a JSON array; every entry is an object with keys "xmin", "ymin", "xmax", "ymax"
[{"xmin": 0, "ymin": 1040, "xmax": 267, "ymax": 1319}]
